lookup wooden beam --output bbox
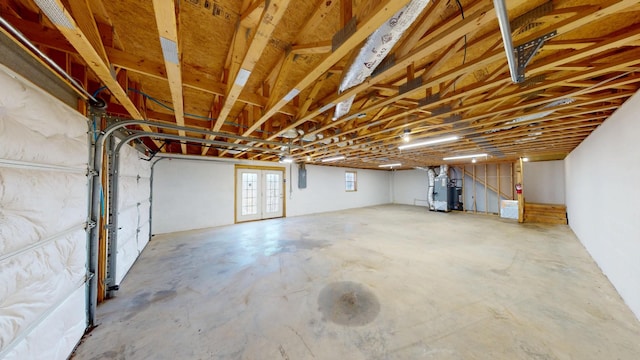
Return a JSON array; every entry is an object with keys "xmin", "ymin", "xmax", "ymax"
[
  {"xmin": 67, "ymin": 0, "xmax": 108, "ymax": 65},
  {"xmin": 298, "ymin": 74, "xmax": 329, "ymax": 118},
  {"xmin": 102, "ymin": 47, "xmax": 298, "ymax": 115},
  {"xmin": 32, "ymin": 0, "xmax": 157, "ymax": 137},
  {"xmin": 341, "ymin": 0, "xmax": 353, "ymax": 27},
  {"xmin": 278, "ymin": 3, "xmax": 496, "ymax": 138},
  {"xmin": 152, "ymin": 0, "xmax": 186, "ymax": 153},
  {"xmin": 209, "ymin": 0, "xmax": 292, "ymax": 135},
  {"xmin": 291, "ymin": 41, "xmax": 332, "ymax": 55},
  {"xmin": 244, "ymin": 0, "xmax": 412, "ymax": 137}
]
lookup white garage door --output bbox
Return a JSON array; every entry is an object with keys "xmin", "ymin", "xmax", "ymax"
[
  {"xmin": 0, "ymin": 65, "xmax": 88, "ymax": 359},
  {"xmin": 114, "ymin": 139, "xmax": 151, "ymax": 285}
]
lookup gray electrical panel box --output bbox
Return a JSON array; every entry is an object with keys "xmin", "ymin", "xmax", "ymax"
[{"xmin": 298, "ymin": 163, "xmax": 307, "ymax": 189}]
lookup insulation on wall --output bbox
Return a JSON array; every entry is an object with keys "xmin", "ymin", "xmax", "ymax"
[
  {"xmin": 0, "ymin": 65, "xmax": 87, "ymax": 359},
  {"xmin": 114, "ymin": 140, "xmax": 151, "ymax": 284}
]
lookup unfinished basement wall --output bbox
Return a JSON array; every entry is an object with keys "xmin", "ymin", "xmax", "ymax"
[
  {"xmin": 151, "ymin": 159, "xmax": 391, "ymax": 234},
  {"xmin": 0, "ymin": 65, "xmax": 87, "ymax": 359},
  {"xmin": 462, "ymin": 163, "xmax": 513, "ymax": 214},
  {"xmin": 391, "ymin": 169, "xmax": 429, "ymax": 207},
  {"xmin": 565, "ymin": 90, "xmax": 640, "ymax": 320},
  {"xmin": 523, "ymin": 160, "xmax": 565, "ymax": 204},
  {"xmin": 286, "ymin": 164, "xmax": 390, "ymax": 217}
]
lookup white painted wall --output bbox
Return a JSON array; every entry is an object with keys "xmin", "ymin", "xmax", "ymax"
[
  {"xmin": 391, "ymin": 170, "xmax": 429, "ymax": 207},
  {"xmin": 152, "ymin": 158, "xmax": 391, "ymax": 234},
  {"xmin": 287, "ymin": 164, "xmax": 391, "ymax": 217},
  {"xmin": 524, "ymin": 160, "xmax": 565, "ymax": 204},
  {"xmin": 565, "ymin": 90, "xmax": 640, "ymax": 320},
  {"xmin": 152, "ymin": 158, "xmax": 235, "ymax": 234}
]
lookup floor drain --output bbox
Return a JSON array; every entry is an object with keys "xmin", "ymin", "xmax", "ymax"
[{"xmin": 318, "ymin": 281, "xmax": 380, "ymax": 326}]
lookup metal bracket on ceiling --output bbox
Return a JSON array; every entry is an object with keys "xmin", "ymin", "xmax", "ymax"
[
  {"xmin": 418, "ymin": 93, "xmax": 440, "ymax": 107},
  {"xmin": 332, "ymin": 17, "xmax": 357, "ymax": 51},
  {"xmin": 399, "ymin": 77, "xmax": 423, "ymax": 95},
  {"xmin": 514, "ymin": 30, "xmax": 557, "ymax": 82}
]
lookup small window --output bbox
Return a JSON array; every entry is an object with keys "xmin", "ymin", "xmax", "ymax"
[{"xmin": 345, "ymin": 171, "xmax": 357, "ymax": 192}]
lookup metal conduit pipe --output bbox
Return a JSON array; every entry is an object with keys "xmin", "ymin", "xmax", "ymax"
[
  {"xmin": 492, "ymin": 0, "xmax": 520, "ymax": 83},
  {"xmin": 0, "ymin": 15, "xmax": 101, "ymax": 104},
  {"xmin": 88, "ymin": 118, "xmax": 299, "ymax": 322}
]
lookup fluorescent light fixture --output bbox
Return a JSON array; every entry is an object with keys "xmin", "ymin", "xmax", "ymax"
[
  {"xmin": 378, "ymin": 163, "xmax": 402, "ymax": 168},
  {"xmin": 235, "ymin": 69, "xmax": 251, "ymax": 86},
  {"xmin": 283, "ymin": 88, "xmax": 300, "ymax": 102},
  {"xmin": 398, "ymin": 135, "xmax": 459, "ymax": 150},
  {"xmin": 321, "ymin": 155, "xmax": 345, "ymax": 163},
  {"xmin": 443, "ymin": 153, "xmax": 488, "ymax": 161},
  {"xmin": 522, "ymin": 157, "xmax": 529, "ymax": 162}
]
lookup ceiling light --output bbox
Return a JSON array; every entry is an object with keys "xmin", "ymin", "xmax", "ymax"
[
  {"xmin": 471, "ymin": 158, "xmax": 477, "ymax": 163},
  {"xmin": 379, "ymin": 163, "xmax": 402, "ymax": 168},
  {"xmin": 321, "ymin": 155, "xmax": 345, "ymax": 163},
  {"xmin": 281, "ymin": 128, "xmax": 298, "ymax": 139},
  {"xmin": 522, "ymin": 157, "xmax": 529, "ymax": 162},
  {"xmin": 398, "ymin": 135, "xmax": 459, "ymax": 150},
  {"xmin": 302, "ymin": 133, "xmax": 317, "ymax": 142},
  {"xmin": 279, "ymin": 155, "xmax": 293, "ymax": 164},
  {"xmin": 305, "ymin": 156, "xmax": 312, "ymax": 162},
  {"xmin": 401, "ymin": 129, "xmax": 411, "ymax": 142},
  {"xmin": 443, "ymin": 153, "xmax": 488, "ymax": 161}
]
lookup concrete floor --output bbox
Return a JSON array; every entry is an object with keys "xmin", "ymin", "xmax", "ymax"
[{"xmin": 72, "ymin": 205, "xmax": 640, "ymax": 359}]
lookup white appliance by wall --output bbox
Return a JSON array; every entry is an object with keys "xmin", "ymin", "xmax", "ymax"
[
  {"xmin": 0, "ymin": 65, "xmax": 87, "ymax": 359},
  {"xmin": 565, "ymin": 90, "xmax": 640, "ymax": 320}
]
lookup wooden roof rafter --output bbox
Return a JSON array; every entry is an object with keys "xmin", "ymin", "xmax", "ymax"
[
  {"xmin": 29, "ymin": 0, "xmax": 160, "ymax": 146},
  {"xmin": 152, "ymin": 0, "xmax": 186, "ymax": 154}
]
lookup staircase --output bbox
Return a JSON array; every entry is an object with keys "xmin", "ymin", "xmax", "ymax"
[{"xmin": 524, "ymin": 203, "xmax": 568, "ymax": 225}]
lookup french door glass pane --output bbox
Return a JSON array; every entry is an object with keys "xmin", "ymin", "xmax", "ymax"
[
  {"xmin": 265, "ymin": 173, "xmax": 279, "ymax": 213},
  {"xmin": 241, "ymin": 173, "xmax": 258, "ymax": 215}
]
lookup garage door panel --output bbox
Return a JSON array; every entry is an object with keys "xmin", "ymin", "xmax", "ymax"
[
  {"xmin": 0, "ymin": 116, "xmax": 87, "ymax": 168},
  {"xmin": 117, "ymin": 176, "xmax": 150, "ymax": 209},
  {"xmin": 112, "ymin": 141, "xmax": 151, "ymax": 285},
  {"xmin": 0, "ymin": 65, "xmax": 88, "ymax": 359},
  {"xmin": 2, "ymin": 285, "xmax": 86, "ymax": 360},
  {"xmin": 0, "ymin": 168, "xmax": 87, "ymax": 255},
  {"xmin": 0, "ymin": 229, "xmax": 86, "ymax": 353}
]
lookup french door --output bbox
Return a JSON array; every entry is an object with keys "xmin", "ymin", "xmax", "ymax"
[{"xmin": 236, "ymin": 167, "xmax": 284, "ymax": 222}]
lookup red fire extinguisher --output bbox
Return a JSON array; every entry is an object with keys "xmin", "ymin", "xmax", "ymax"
[{"xmin": 515, "ymin": 183, "xmax": 523, "ymax": 194}]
